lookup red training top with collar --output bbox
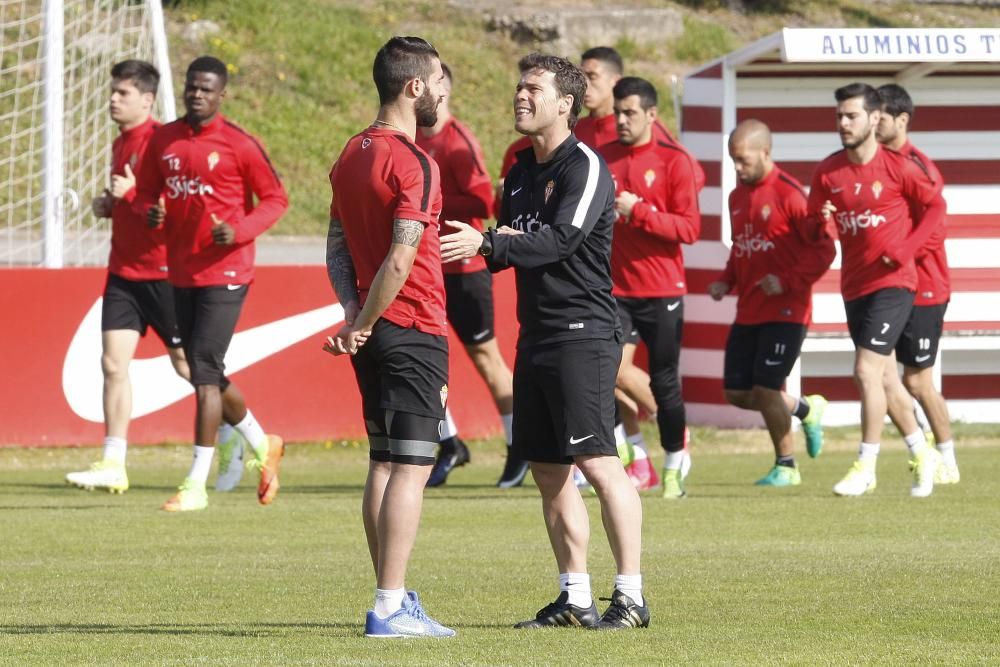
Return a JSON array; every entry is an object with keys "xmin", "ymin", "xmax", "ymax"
[
  {"xmin": 108, "ymin": 116, "xmax": 167, "ymax": 281},
  {"xmin": 808, "ymin": 144, "xmax": 945, "ymax": 302},
  {"xmin": 600, "ymin": 137, "xmax": 701, "ymax": 298},
  {"xmin": 719, "ymin": 166, "xmax": 835, "ymax": 325},
  {"xmin": 416, "ymin": 117, "xmax": 494, "ymax": 275},
  {"xmin": 899, "ymin": 140, "xmax": 950, "ymax": 306},
  {"xmin": 134, "ymin": 113, "xmax": 288, "ymax": 288},
  {"xmin": 329, "ymin": 127, "xmax": 447, "ymax": 336},
  {"xmin": 500, "ymin": 136, "xmax": 531, "ymax": 179}
]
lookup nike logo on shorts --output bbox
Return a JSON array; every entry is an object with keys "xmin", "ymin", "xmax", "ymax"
[
  {"xmin": 227, "ymin": 284, "xmax": 242, "ymax": 291},
  {"xmin": 472, "ymin": 330, "xmax": 491, "ymax": 341},
  {"xmin": 870, "ymin": 338, "xmax": 888, "ymax": 346},
  {"xmin": 511, "ymin": 187, "xmax": 523, "ymax": 196},
  {"xmin": 764, "ymin": 359, "xmax": 783, "ymax": 366},
  {"xmin": 667, "ymin": 301, "xmax": 680, "ymax": 311},
  {"xmin": 569, "ymin": 434, "xmax": 595, "ymax": 445},
  {"xmin": 914, "ymin": 354, "xmax": 931, "ymax": 362}
]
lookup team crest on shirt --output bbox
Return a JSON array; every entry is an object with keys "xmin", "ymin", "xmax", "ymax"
[
  {"xmin": 544, "ymin": 179, "xmax": 555, "ymax": 204},
  {"xmin": 440, "ymin": 385, "xmax": 449, "ymax": 408},
  {"xmin": 760, "ymin": 204, "xmax": 772, "ymax": 221},
  {"xmin": 644, "ymin": 169, "xmax": 656, "ymax": 188},
  {"xmin": 207, "ymin": 151, "xmax": 220, "ymax": 171},
  {"xmin": 361, "ymin": 137, "xmax": 372, "ymax": 150},
  {"xmin": 871, "ymin": 180, "xmax": 883, "ymax": 199}
]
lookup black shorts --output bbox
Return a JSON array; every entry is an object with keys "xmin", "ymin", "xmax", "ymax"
[
  {"xmin": 616, "ymin": 299, "xmax": 641, "ymax": 345},
  {"xmin": 723, "ymin": 322, "xmax": 807, "ymax": 391},
  {"xmin": 844, "ymin": 287, "xmax": 915, "ymax": 356},
  {"xmin": 101, "ymin": 273, "xmax": 183, "ymax": 348},
  {"xmin": 511, "ymin": 338, "xmax": 621, "ymax": 464},
  {"xmin": 444, "ymin": 269, "xmax": 495, "ymax": 345},
  {"xmin": 896, "ymin": 302, "xmax": 948, "ymax": 369},
  {"xmin": 174, "ymin": 284, "xmax": 248, "ymax": 387},
  {"xmin": 350, "ymin": 319, "xmax": 449, "ymax": 423}
]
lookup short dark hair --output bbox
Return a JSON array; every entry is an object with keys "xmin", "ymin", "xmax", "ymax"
[
  {"xmin": 373, "ymin": 36, "xmax": 439, "ymax": 106},
  {"xmin": 877, "ymin": 83, "xmax": 914, "ymax": 119},
  {"xmin": 613, "ymin": 77, "xmax": 657, "ymax": 110},
  {"xmin": 580, "ymin": 46, "xmax": 624, "ymax": 75},
  {"xmin": 111, "ymin": 59, "xmax": 159, "ymax": 95},
  {"xmin": 518, "ymin": 53, "xmax": 587, "ymax": 130},
  {"xmin": 187, "ymin": 56, "xmax": 228, "ymax": 87},
  {"xmin": 441, "ymin": 62, "xmax": 452, "ymax": 84},
  {"xmin": 834, "ymin": 82, "xmax": 881, "ymax": 113}
]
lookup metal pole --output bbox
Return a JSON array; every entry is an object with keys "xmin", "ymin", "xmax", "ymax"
[
  {"xmin": 148, "ymin": 0, "xmax": 176, "ymax": 122},
  {"xmin": 42, "ymin": 0, "xmax": 64, "ymax": 268}
]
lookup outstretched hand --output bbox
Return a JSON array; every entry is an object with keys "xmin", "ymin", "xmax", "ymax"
[{"xmin": 440, "ymin": 219, "xmax": 484, "ymax": 263}]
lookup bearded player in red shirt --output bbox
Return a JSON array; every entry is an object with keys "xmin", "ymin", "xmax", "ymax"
[
  {"xmin": 325, "ymin": 36, "xmax": 455, "ymax": 638},
  {"xmin": 65, "ymin": 60, "xmax": 193, "ymax": 494},
  {"xmin": 135, "ymin": 56, "xmax": 288, "ymax": 512},
  {"xmin": 876, "ymin": 83, "xmax": 959, "ymax": 485},
  {"xmin": 416, "ymin": 63, "xmax": 525, "ymax": 489},
  {"xmin": 709, "ymin": 119, "xmax": 835, "ymax": 486},
  {"xmin": 809, "ymin": 83, "xmax": 946, "ymax": 498},
  {"xmin": 600, "ymin": 77, "xmax": 701, "ymax": 499}
]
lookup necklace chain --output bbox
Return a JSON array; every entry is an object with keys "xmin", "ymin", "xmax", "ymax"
[{"xmin": 372, "ymin": 118, "xmax": 406, "ymax": 133}]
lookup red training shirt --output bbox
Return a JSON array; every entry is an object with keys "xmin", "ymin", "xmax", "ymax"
[
  {"xmin": 719, "ymin": 166, "xmax": 835, "ymax": 325},
  {"xmin": 808, "ymin": 144, "xmax": 945, "ymax": 302},
  {"xmin": 416, "ymin": 117, "xmax": 494, "ymax": 274},
  {"xmin": 899, "ymin": 140, "xmax": 950, "ymax": 306},
  {"xmin": 108, "ymin": 116, "xmax": 167, "ymax": 281},
  {"xmin": 329, "ymin": 127, "xmax": 447, "ymax": 336},
  {"xmin": 134, "ymin": 113, "xmax": 288, "ymax": 288},
  {"xmin": 600, "ymin": 137, "xmax": 701, "ymax": 298}
]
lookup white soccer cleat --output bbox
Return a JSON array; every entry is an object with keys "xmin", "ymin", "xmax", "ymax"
[
  {"xmin": 680, "ymin": 428, "xmax": 692, "ymax": 480},
  {"xmin": 833, "ymin": 460, "xmax": 877, "ymax": 497},
  {"xmin": 910, "ymin": 446, "xmax": 942, "ymax": 498},
  {"xmin": 66, "ymin": 460, "xmax": 129, "ymax": 494},
  {"xmin": 215, "ymin": 429, "xmax": 246, "ymax": 492},
  {"xmin": 935, "ymin": 461, "xmax": 960, "ymax": 485}
]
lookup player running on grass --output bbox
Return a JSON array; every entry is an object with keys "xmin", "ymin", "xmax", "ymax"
[
  {"xmin": 65, "ymin": 60, "xmax": 246, "ymax": 496},
  {"xmin": 808, "ymin": 83, "xmax": 946, "ymax": 498},
  {"xmin": 709, "ymin": 119, "xmax": 835, "ymax": 486},
  {"xmin": 135, "ymin": 56, "xmax": 287, "ymax": 512},
  {"xmin": 325, "ymin": 36, "xmax": 455, "ymax": 638},
  {"xmin": 875, "ymin": 83, "xmax": 960, "ymax": 485}
]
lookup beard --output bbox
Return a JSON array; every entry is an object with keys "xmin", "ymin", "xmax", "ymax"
[
  {"xmin": 842, "ymin": 122, "xmax": 873, "ymax": 149},
  {"xmin": 415, "ymin": 87, "xmax": 439, "ymax": 128}
]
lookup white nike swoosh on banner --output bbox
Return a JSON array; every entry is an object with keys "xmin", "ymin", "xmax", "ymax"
[{"xmin": 62, "ymin": 299, "xmax": 345, "ymax": 422}]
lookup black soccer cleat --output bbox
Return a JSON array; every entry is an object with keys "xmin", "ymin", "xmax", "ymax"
[
  {"xmin": 496, "ymin": 450, "xmax": 529, "ymax": 489},
  {"xmin": 589, "ymin": 589, "xmax": 650, "ymax": 630},
  {"xmin": 426, "ymin": 437, "xmax": 470, "ymax": 487},
  {"xmin": 514, "ymin": 592, "xmax": 599, "ymax": 629}
]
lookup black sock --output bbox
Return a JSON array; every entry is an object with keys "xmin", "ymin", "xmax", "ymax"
[
  {"xmin": 776, "ymin": 456, "xmax": 796, "ymax": 468},
  {"xmin": 439, "ymin": 435, "xmax": 458, "ymax": 453},
  {"xmin": 792, "ymin": 397, "xmax": 810, "ymax": 420}
]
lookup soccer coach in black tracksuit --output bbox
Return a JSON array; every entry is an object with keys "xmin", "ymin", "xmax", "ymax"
[{"xmin": 441, "ymin": 53, "xmax": 649, "ymax": 631}]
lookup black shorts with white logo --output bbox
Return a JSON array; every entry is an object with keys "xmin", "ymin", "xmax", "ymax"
[
  {"xmin": 350, "ymin": 319, "xmax": 449, "ymax": 423},
  {"xmin": 444, "ymin": 269, "xmax": 495, "ymax": 345},
  {"xmin": 615, "ymin": 299, "xmax": 641, "ymax": 345},
  {"xmin": 174, "ymin": 284, "xmax": 248, "ymax": 387},
  {"xmin": 896, "ymin": 302, "xmax": 947, "ymax": 369},
  {"xmin": 723, "ymin": 322, "xmax": 807, "ymax": 391},
  {"xmin": 102, "ymin": 273, "xmax": 183, "ymax": 348},
  {"xmin": 511, "ymin": 337, "xmax": 621, "ymax": 464},
  {"xmin": 844, "ymin": 287, "xmax": 915, "ymax": 356}
]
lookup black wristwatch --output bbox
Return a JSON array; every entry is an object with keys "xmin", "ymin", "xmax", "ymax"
[{"xmin": 478, "ymin": 233, "xmax": 493, "ymax": 257}]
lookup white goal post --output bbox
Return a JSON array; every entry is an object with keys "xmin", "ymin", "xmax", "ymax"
[{"xmin": 1, "ymin": 0, "xmax": 175, "ymax": 268}]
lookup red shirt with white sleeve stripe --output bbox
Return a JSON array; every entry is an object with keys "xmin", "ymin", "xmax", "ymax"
[
  {"xmin": 807, "ymin": 144, "xmax": 945, "ymax": 302},
  {"xmin": 329, "ymin": 127, "xmax": 447, "ymax": 336},
  {"xmin": 416, "ymin": 117, "xmax": 494, "ymax": 274},
  {"xmin": 108, "ymin": 116, "xmax": 167, "ymax": 281},
  {"xmin": 899, "ymin": 140, "xmax": 950, "ymax": 306},
  {"xmin": 719, "ymin": 166, "xmax": 835, "ymax": 325},
  {"xmin": 600, "ymin": 137, "xmax": 700, "ymax": 298},
  {"xmin": 134, "ymin": 113, "xmax": 288, "ymax": 288}
]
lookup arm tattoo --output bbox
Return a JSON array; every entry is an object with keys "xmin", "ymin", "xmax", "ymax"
[
  {"xmin": 326, "ymin": 217, "xmax": 359, "ymax": 306},
  {"xmin": 392, "ymin": 218, "xmax": 425, "ymax": 248}
]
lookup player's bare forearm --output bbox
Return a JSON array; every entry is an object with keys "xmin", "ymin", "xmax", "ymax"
[
  {"xmin": 325, "ymin": 217, "xmax": 360, "ymax": 313},
  {"xmin": 352, "ymin": 218, "xmax": 422, "ymax": 331}
]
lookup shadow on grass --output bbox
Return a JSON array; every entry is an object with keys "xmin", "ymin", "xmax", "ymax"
[{"xmin": 0, "ymin": 622, "xmax": 360, "ymax": 637}]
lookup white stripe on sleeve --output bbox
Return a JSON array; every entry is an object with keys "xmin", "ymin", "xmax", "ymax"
[{"xmin": 570, "ymin": 142, "xmax": 601, "ymax": 229}]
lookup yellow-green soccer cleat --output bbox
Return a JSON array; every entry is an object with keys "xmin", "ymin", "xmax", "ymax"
[
  {"xmin": 833, "ymin": 460, "xmax": 877, "ymax": 497},
  {"xmin": 247, "ymin": 434, "xmax": 284, "ymax": 505},
  {"xmin": 65, "ymin": 460, "xmax": 129, "ymax": 494},
  {"xmin": 161, "ymin": 478, "xmax": 209, "ymax": 512},
  {"xmin": 935, "ymin": 461, "xmax": 960, "ymax": 485},
  {"xmin": 909, "ymin": 446, "xmax": 942, "ymax": 498},
  {"xmin": 801, "ymin": 394, "xmax": 828, "ymax": 458},
  {"xmin": 754, "ymin": 464, "xmax": 801, "ymax": 487},
  {"xmin": 215, "ymin": 429, "xmax": 246, "ymax": 492},
  {"xmin": 661, "ymin": 468, "xmax": 686, "ymax": 499}
]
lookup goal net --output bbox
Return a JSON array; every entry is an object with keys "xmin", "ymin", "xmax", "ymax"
[{"xmin": 0, "ymin": 0, "xmax": 174, "ymax": 267}]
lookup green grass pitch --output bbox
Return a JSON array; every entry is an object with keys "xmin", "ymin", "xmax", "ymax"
[{"xmin": 2, "ymin": 428, "xmax": 998, "ymax": 665}]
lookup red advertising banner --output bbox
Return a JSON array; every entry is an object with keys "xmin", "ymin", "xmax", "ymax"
[{"xmin": 0, "ymin": 267, "xmax": 518, "ymax": 446}]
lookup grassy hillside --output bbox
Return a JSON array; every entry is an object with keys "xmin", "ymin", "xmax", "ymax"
[{"xmin": 163, "ymin": 0, "xmax": 1000, "ymax": 234}]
